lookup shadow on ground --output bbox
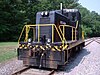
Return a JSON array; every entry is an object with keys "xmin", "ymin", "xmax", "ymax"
[{"xmin": 64, "ymin": 48, "xmax": 90, "ymax": 72}]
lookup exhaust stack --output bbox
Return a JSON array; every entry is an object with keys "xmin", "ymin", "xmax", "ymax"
[{"xmin": 60, "ymin": 3, "xmax": 63, "ymax": 14}]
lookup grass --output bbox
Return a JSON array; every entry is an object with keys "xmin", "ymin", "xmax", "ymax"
[{"xmin": 0, "ymin": 42, "xmax": 18, "ymax": 63}]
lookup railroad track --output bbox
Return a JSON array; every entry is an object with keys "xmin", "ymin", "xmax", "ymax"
[
  {"xmin": 12, "ymin": 37, "xmax": 100, "ymax": 75},
  {"xmin": 85, "ymin": 37, "xmax": 100, "ymax": 46},
  {"xmin": 12, "ymin": 66, "xmax": 56, "ymax": 75},
  {"xmin": 12, "ymin": 66, "xmax": 30, "ymax": 75}
]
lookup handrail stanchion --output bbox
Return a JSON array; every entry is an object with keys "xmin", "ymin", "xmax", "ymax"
[
  {"xmin": 38, "ymin": 25, "xmax": 40, "ymax": 42},
  {"xmin": 24, "ymin": 26, "xmax": 30, "ymax": 42},
  {"xmin": 72, "ymin": 27, "xmax": 73, "ymax": 41},
  {"xmin": 18, "ymin": 26, "xmax": 25, "ymax": 44},
  {"xmin": 54, "ymin": 25, "xmax": 63, "ymax": 41},
  {"xmin": 75, "ymin": 28, "xmax": 76, "ymax": 40},
  {"xmin": 52, "ymin": 25, "xmax": 54, "ymax": 43},
  {"xmin": 82, "ymin": 31, "xmax": 84, "ymax": 40},
  {"xmin": 59, "ymin": 26, "xmax": 66, "ymax": 42}
]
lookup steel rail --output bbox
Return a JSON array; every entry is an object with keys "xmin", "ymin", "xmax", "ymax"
[
  {"xmin": 12, "ymin": 66, "xmax": 56, "ymax": 75},
  {"xmin": 12, "ymin": 67, "xmax": 30, "ymax": 75},
  {"xmin": 48, "ymin": 70, "xmax": 55, "ymax": 75},
  {"xmin": 85, "ymin": 37, "xmax": 100, "ymax": 47},
  {"xmin": 85, "ymin": 40, "xmax": 94, "ymax": 47}
]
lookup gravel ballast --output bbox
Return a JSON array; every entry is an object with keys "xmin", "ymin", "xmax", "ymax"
[
  {"xmin": 0, "ymin": 59, "xmax": 23, "ymax": 75},
  {"xmin": 55, "ymin": 41, "xmax": 100, "ymax": 75}
]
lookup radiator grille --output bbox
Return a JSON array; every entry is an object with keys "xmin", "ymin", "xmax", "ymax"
[{"xmin": 40, "ymin": 18, "xmax": 50, "ymax": 24}]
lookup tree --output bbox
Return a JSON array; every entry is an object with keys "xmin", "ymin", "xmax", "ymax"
[
  {"xmin": 0, "ymin": 0, "xmax": 100, "ymax": 41},
  {"xmin": 79, "ymin": 6, "xmax": 100, "ymax": 37}
]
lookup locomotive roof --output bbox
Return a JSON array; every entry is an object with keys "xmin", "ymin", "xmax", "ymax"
[{"xmin": 37, "ymin": 9, "xmax": 79, "ymax": 14}]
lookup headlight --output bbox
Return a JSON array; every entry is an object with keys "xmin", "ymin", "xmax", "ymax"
[
  {"xmin": 41, "ymin": 11, "xmax": 49, "ymax": 17},
  {"xmin": 41, "ymin": 12, "xmax": 44, "ymax": 16},
  {"xmin": 45, "ymin": 11, "xmax": 48, "ymax": 15},
  {"xmin": 28, "ymin": 38, "xmax": 32, "ymax": 42},
  {"xmin": 47, "ymin": 38, "xmax": 51, "ymax": 43}
]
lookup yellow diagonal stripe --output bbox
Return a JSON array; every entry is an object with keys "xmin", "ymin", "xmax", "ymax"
[
  {"xmin": 62, "ymin": 44, "xmax": 68, "ymax": 50},
  {"xmin": 54, "ymin": 46, "xmax": 61, "ymax": 51},
  {"xmin": 51, "ymin": 48, "xmax": 56, "ymax": 51},
  {"xmin": 40, "ymin": 46, "xmax": 45, "ymax": 50}
]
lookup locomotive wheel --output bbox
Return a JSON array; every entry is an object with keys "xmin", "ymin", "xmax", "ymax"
[
  {"xmin": 78, "ymin": 45, "xmax": 83, "ymax": 51},
  {"xmin": 57, "ymin": 65, "xmax": 65, "ymax": 71},
  {"xmin": 75, "ymin": 47, "xmax": 80, "ymax": 52}
]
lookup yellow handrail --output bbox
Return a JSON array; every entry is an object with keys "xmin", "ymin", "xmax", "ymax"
[
  {"xmin": 59, "ymin": 25, "xmax": 75, "ymax": 41},
  {"xmin": 82, "ymin": 31, "xmax": 84, "ymax": 40},
  {"xmin": 18, "ymin": 24, "xmax": 64, "ymax": 44},
  {"xmin": 54, "ymin": 25, "xmax": 63, "ymax": 41},
  {"xmin": 59, "ymin": 22, "xmax": 79, "ymax": 41},
  {"xmin": 18, "ymin": 26, "xmax": 25, "ymax": 44},
  {"xmin": 76, "ymin": 21, "xmax": 79, "ymax": 29},
  {"xmin": 26, "ymin": 24, "xmax": 54, "ymax": 26},
  {"xmin": 18, "ymin": 22, "xmax": 79, "ymax": 50},
  {"xmin": 24, "ymin": 25, "xmax": 30, "ymax": 42},
  {"xmin": 58, "ymin": 26, "xmax": 66, "ymax": 42},
  {"xmin": 52, "ymin": 25, "xmax": 54, "ymax": 43}
]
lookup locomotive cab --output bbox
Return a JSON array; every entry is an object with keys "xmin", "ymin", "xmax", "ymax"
[{"xmin": 36, "ymin": 9, "xmax": 81, "ymax": 42}]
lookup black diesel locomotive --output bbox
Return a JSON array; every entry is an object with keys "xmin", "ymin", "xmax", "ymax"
[{"xmin": 17, "ymin": 9, "xmax": 85, "ymax": 69}]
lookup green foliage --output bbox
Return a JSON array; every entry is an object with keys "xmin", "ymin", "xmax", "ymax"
[
  {"xmin": 0, "ymin": 0, "xmax": 100, "ymax": 41},
  {"xmin": 79, "ymin": 6, "xmax": 100, "ymax": 37},
  {"xmin": 0, "ymin": 0, "xmax": 79, "ymax": 41}
]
